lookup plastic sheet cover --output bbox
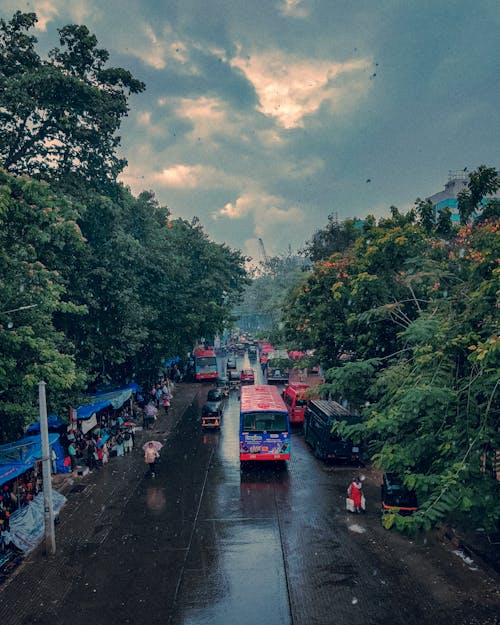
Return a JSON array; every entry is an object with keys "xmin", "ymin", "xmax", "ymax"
[{"xmin": 4, "ymin": 490, "xmax": 67, "ymax": 553}]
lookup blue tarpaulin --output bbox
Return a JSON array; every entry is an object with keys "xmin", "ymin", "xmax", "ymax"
[
  {"xmin": 0, "ymin": 434, "xmax": 60, "ymax": 486},
  {"xmin": 4, "ymin": 490, "xmax": 67, "ymax": 553},
  {"xmin": 77, "ymin": 383, "xmax": 141, "ymax": 419},
  {"xmin": 163, "ymin": 357, "xmax": 180, "ymax": 367},
  {"xmin": 76, "ymin": 399, "xmax": 113, "ymax": 420},
  {"xmin": 25, "ymin": 413, "xmax": 66, "ymax": 434}
]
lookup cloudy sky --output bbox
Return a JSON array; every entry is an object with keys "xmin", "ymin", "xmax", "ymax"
[{"xmin": 3, "ymin": 0, "xmax": 499, "ymax": 260}]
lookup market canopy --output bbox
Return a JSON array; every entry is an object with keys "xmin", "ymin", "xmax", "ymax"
[
  {"xmin": 25, "ymin": 413, "xmax": 66, "ymax": 434},
  {"xmin": 77, "ymin": 383, "xmax": 141, "ymax": 420},
  {"xmin": 0, "ymin": 434, "xmax": 59, "ymax": 487}
]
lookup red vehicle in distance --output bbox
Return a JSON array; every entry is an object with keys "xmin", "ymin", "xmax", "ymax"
[
  {"xmin": 282, "ymin": 383, "xmax": 316, "ymax": 425},
  {"xmin": 240, "ymin": 368, "xmax": 255, "ymax": 385}
]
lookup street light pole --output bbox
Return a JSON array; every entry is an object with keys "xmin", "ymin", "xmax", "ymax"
[
  {"xmin": 0, "ymin": 304, "xmax": 38, "ymax": 315},
  {"xmin": 38, "ymin": 381, "xmax": 56, "ymax": 555}
]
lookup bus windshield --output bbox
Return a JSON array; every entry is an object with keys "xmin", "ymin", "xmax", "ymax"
[
  {"xmin": 242, "ymin": 411, "xmax": 288, "ymax": 432},
  {"xmin": 196, "ymin": 356, "xmax": 216, "ymax": 367}
]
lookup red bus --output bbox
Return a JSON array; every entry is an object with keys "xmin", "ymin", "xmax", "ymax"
[
  {"xmin": 282, "ymin": 383, "xmax": 311, "ymax": 425},
  {"xmin": 239, "ymin": 385, "xmax": 290, "ymax": 462},
  {"xmin": 193, "ymin": 346, "xmax": 218, "ymax": 381}
]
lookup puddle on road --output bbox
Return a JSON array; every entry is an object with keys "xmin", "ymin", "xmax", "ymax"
[{"xmin": 348, "ymin": 523, "xmax": 367, "ymax": 534}]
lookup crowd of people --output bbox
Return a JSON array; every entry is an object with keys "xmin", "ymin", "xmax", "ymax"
[{"xmin": 64, "ymin": 375, "xmax": 177, "ymax": 473}]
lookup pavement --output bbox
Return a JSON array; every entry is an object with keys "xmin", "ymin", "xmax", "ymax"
[{"xmin": 0, "ymin": 382, "xmax": 200, "ymax": 597}]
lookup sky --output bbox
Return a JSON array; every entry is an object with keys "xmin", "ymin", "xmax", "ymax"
[{"xmin": 2, "ymin": 0, "xmax": 500, "ymax": 261}]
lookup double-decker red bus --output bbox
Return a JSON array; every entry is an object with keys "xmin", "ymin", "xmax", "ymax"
[
  {"xmin": 193, "ymin": 346, "xmax": 218, "ymax": 381},
  {"xmin": 239, "ymin": 385, "xmax": 290, "ymax": 462}
]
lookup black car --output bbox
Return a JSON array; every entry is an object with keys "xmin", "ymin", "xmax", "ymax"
[
  {"xmin": 216, "ymin": 376, "xmax": 229, "ymax": 396},
  {"xmin": 226, "ymin": 356, "xmax": 237, "ymax": 370},
  {"xmin": 207, "ymin": 388, "xmax": 225, "ymax": 402}
]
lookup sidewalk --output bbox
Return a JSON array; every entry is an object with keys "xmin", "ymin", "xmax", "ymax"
[{"xmin": 0, "ymin": 382, "xmax": 200, "ymax": 595}]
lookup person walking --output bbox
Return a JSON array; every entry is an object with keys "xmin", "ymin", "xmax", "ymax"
[
  {"xmin": 67, "ymin": 441, "xmax": 77, "ymax": 472},
  {"xmin": 123, "ymin": 428, "xmax": 133, "ymax": 454},
  {"xmin": 347, "ymin": 476, "xmax": 365, "ymax": 513},
  {"xmin": 115, "ymin": 431, "xmax": 125, "ymax": 457},
  {"xmin": 144, "ymin": 442, "xmax": 159, "ymax": 477}
]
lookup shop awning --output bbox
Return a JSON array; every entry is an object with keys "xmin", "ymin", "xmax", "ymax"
[
  {"xmin": 76, "ymin": 383, "xmax": 141, "ymax": 420},
  {"xmin": 0, "ymin": 434, "xmax": 59, "ymax": 486},
  {"xmin": 25, "ymin": 413, "xmax": 67, "ymax": 434}
]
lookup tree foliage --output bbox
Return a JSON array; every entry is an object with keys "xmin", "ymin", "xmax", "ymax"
[
  {"xmin": 0, "ymin": 11, "xmax": 249, "ymax": 440},
  {"xmin": 281, "ymin": 167, "xmax": 500, "ymax": 532},
  {"xmin": 0, "ymin": 11, "xmax": 144, "ymax": 191}
]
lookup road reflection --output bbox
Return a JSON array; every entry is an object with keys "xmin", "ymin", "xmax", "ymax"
[{"xmin": 145, "ymin": 486, "xmax": 167, "ymax": 512}]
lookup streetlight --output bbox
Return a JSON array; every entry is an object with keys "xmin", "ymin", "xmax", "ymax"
[{"xmin": 0, "ymin": 304, "xmax": 38, "ymax": 315}]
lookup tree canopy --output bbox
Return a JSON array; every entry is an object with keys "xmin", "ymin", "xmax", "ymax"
[
  {"xmin": 280, "ymin": 167, "xmax": 500, "ymax": 532},
  {"xmin": 0, "ymin": 11, "xmax": 248, "ymax": 439},
  {"xmin": 0, "ymin": 11, "xmax": 144, "ymax": 191}
]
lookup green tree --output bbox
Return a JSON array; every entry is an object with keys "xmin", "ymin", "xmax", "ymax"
[
  {"xmin": 0, "ymin": 11, "xmax": 145, "ymax": 191},
  {"xmin": 457, "ymin": 165, "xmax": 499, "ymax": 224},
  {"xmin": 301, "ymin": 216, "xmax": 361, "ymax": 262},
  {"xmin": 0, "ymin": 169, "xmax": 86, "ymax": 441},
  {"xmin": 281, "ymin": 174, "xmax": 500, "ymax": 532}
]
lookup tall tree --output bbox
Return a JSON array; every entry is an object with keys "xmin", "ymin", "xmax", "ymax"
[
  {"xmin": 0, "ymin": 11, "xmax": 145, "ymax": 191},
  {"xmin": 0, "ymin": 169, "xmax": 86, "ymax": 442}
]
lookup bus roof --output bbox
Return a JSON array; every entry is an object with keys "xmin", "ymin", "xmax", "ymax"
[
  {"xmin": 240, "ymin": 384, "xmax": 287, "ymax": 413},
  {"xmin": 194, "ymin": 347, "xmax": 215, "ymax": 357}
]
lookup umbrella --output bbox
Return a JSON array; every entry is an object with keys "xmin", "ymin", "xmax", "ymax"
[
  {"xmin": 96, "ymin": 433, "xmax": 110, "ymax": 448},
  {"xmin": 142, "ymin": 441, "xmax": 163, "ymax": 452},
  {"xmin": 144, "ymin": 404, "xmax": 158, "ymax": 417},
  {"xmin": 123, "ymin": 421, "xmax": 137, "ymax": 427}
]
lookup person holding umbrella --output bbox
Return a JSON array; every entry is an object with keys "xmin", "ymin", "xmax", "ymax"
[{"xmin": 143, "ymin": 441, "xmax": 161, "ymax": 477}]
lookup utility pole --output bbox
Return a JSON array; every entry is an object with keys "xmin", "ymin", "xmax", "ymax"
[{"xmin": 39, "ymin": 381, "xmax": 56, "ymax": 555}]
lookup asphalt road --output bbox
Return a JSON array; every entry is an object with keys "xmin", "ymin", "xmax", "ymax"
[{"xmin": 0, "ymin": 354, "xmax": 498, "ymax": 625}]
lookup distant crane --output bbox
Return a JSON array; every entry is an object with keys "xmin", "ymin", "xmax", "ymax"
[{"xmin": 258, "ymin": 238, "xmax": 269, "ymax": 264}]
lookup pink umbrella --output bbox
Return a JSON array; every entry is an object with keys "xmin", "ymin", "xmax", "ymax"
[
  {"xmin": 144, "ymin": 403, "xmax": 158, "ymax": 417},
  {"xmin": 142, "ymin": 440, "xmax": 163, "ymax": 452}
]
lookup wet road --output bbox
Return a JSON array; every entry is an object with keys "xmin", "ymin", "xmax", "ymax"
[{"xmin": 1, "ymin": 353, "xmax": 498, "ymax": 625}]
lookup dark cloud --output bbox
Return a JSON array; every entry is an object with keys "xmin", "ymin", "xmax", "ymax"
[{"xmin": 7, "ymin": 0, "xmax": 499, "ymax": 256}]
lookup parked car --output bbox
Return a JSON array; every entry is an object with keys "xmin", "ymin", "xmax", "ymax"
[
  {"xmin": 381, "ymin": 472, "xmax": 418, "ymax": 516},
  {"xmin": 216, "ymin": 376, "xmax": 230, "ymax": 397},
  {"xmin": 207, "ymin": 388, "xmax": 225, "ymax": 402},
  {"xmin": 240, "ymin": 368, "xmax": 255, "ymax": 384},
  {"xmin": 226, "ymin": 356, "xmax": 237, "ymax": 370},
  {"xmin": 201, "ymin": 400, "xmax": 223, "ymax": 428}
]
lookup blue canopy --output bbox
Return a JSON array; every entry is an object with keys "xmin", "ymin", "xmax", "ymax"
[
  {"xmin": 76, "ymin": 399, "xmax": 113, "ymax": 420},
  {"xmin": 77, "ymin": 383, "xmax": 141, "ymax": 420},
  {"xmin": 0, "ymin": 434, "xmax": 60, "ymax": 486},
  {"xmin": 163, "ymin": 357, "xmax": 180, "ymax": 367},
  {"xmin": 25, "ymin": 413, "xmax": 66, "ymax": 434}
]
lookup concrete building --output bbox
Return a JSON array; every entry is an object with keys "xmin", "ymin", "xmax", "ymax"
[
  {"xmin": 426, "ymin": 171, "xmax": 469, "ymax": 223},
  {"xmin": 427, "ymin": 170, "xmax": 499, "ymax": 223}
]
